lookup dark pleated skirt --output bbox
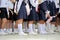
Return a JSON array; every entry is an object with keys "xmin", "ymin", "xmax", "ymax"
[
  {"xmin": 17, "ymin": 1, "xmax": 27, "ymax": 20},
  {"xmin": 38, "ymin": 10, "xmax": 46, "ymax": 21},
  {"xmin": 28, "ymin": 7, "xmax": 39, "ymax": 21},
  {"xmin": 0, "ymin": 8, "xmax": 8, "ymax": 19}
]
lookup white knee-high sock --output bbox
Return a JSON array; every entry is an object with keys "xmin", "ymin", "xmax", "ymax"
[
  {"xmin": 32, "ymin": 24, "xmax": 35, "ymax": 32},
  {"xmin": 23, "ymin": 22, "xmax": 27, "ymax": 31},
  {"xmin": 29, "ymin": 24, "xmax": 34, "ymax": 33},
  {"xmin": 58, "ymin": 25, "xmax": 60, "ymax": 32},
  {"xmin": 46, "ymin": 23, "xmax": 51, "ymax": 31},
  {"xmin": 51, "ymin": 24, "xmax": 55, "ymax": 31},
  {"xmin": 38, "ymin": 23, "xmax": 47, "ymax": 34},
  {"xmin": 38, "ymin": 23, "xmax": 42, "ymax": 33},
  {"xmin": 42, "ymin": 23, "xmax": 46, "ymax": 31},
  {"xmin": 18, "ymin": 24, "xmax": 23, "ymax": 33}
]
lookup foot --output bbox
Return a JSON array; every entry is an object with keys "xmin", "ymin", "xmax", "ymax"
[
  {"xmin": 7, "ymin": 31, "xmax": 13, "ymax": 34},
  {"xmin": 39, "ymin": 31, "xmax": 48, "ymax": 34},
  {"xmin": 19, "ymin": 32, "xmax": 28, "ymax": 36},
  {"xmin": 29, "ymin": 32, "xmax": 37, "ymax": 35},
  {"xmin": 0, "ymin": 31, "xmax": 7, "ymax": 35},
  {"xmin": 49, "ymin": 30, "xmax": 55, "ymax": 33},
  {"xmin": 14, "ymin": 31, "xmax": 18, "ymax": 34},
  {"xmin": 24, "ymin": 29, "xmax": 29, "ymax": 33}
]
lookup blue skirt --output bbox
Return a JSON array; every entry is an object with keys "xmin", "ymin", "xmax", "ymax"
[
  {"xmin": 17, "ymin": 1, "xmax": 27, "ymax": 20},
  {"xmin": 28, "ymin": 7, "xmax": 39, "ymax": 21},
  {"xmin": 38, "ymin": 10, "xmax": 46, "ymax": 21}
]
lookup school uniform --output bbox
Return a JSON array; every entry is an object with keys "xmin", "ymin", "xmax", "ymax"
[
  {"xmin": 0, "ymin": 0, "xmax": 8, "ymax": 19},
  {"xmin": 37, "ymin": 0, "xmax": 50, "ymax": 34},
  {"xmin": 7, "ymin": 0, "xmax": 14, "ymax": 20},
  {"xmin": 42, "ymin": 0, "xmax": 57, "ymax": 33},
  {"xmin": 47, "ymin": 1, "xmax": 56, "ymax": 22},
  {"xmin": 27, "ymin": 0, "xmax": 39, "ymax": 21},
  {"xmin": 54, "ymin": 0, "xmax": 59, "ymax": 13},
  {"xmin": 14, "ymin": 0, "xmax": 28, "ymax": 35},
  {"xmin": 38, "ymin": 1, "xmax": 48, "ymax": 21},
  {"xmin": 15, "ymin": 0, "xmax": 27, "ymax": 20},
  {"xmin": 57, "ymin": 7, "xmax": 60, "ymax": 18}
]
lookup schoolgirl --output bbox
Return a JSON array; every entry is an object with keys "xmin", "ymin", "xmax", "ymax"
[
  {"xmin": 14, "ymin": 0, "xmax": 28, "ymax": 35},
  {"xmin": 0, "ymin": 0, "xmax": 8, "ymax": 34},
  {"xmin": 27, "ymin": 0, "xmax": 38, "ymax": 34}
]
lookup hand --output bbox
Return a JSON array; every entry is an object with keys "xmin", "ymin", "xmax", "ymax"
[
  {"xmin": 15, "ymin": 12, "xmax": 18, "ymax": 15},
  {"xmin": 14, "ymin": 9, "xmax": 18, "ymax": 15},
  {"xmin": 10, "ymin": 10, "xmax": 14, "ymax": 15},
  {"xmin": 8, "ymin": 15, "xmax": 10, "ymax": 19},
  {"xmin": 45, "ymin": 10, "xmax": 50, "ymax": 18},
  {"xmin": 35, "ymin": 7, "xmax": 39, "ymax": 13},
  {"xmin": 45, "ymin": 13, "xmax": 50, "ymax": 19},
  {"xmin": 46, "ymin": 16, "xmax": 53, "ymax": 23}
]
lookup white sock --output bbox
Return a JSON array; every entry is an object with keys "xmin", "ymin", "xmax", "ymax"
[
  {"xmin": 14, "ymin": 28, "xmax": 18, "ymax": 31},
  {"xmin": 42, "ymin": 23, "xmax": 46, "ymax": 31},
  {"xmin": 18, "ymin": 24, "xmax": 23, "ymax": 33},
  {"xmin": 47, "ymin": 23, "xmax": 51, "ymax": 29},
  {"xmin": 54, "ymin": 26, "xmax": 58, "ymax": 32},
  {"xmin": 23, "ymin": 22, "xmax": 27, "ymax": 31},
  {"xmin": 38, "ymin": 23, "xmax": 42, "ymax": 33},
  {"xmin": 51, "ymin": 24, "xmax": 55, "ymax": 31},
  {"xmin": 14, "ymin": 28, "xmax": 18, "ymax": 33},
  {"xmin": 58, "ymin": 25, "xmax": 60, "ymax": 32},
  {"xmin": 4, "ymin": 28, "xmax": 7, "ymax": 32},
  {"xmin": 32, "ymin": 24, "xmax": 35, "ymax": 32},
  {"xmin": 1, "ymin": 29, "xmax": 4, "ymax": 32},
  {"xmin": 38, "ymin": 23, "xmax": 47, "ymax": 33},
  {"xmin": 1, "ymin": 29, "xmax": 7, "ymax": 34},
  {"xmin": 9, "ymin": 28, "xmax": 12, "ymax": 31},
  {"xmin": 29, "ymin": 24, "xmax": 34, "ymax": 33},
  {"xmin": 46, "ymin": 23, "xmax": 51, "ymax": 31}
]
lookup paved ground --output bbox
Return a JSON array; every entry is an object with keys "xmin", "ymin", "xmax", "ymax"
[{"xmin": 0, "ymin": 32, "xmax": 60, "ymax": 40}]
